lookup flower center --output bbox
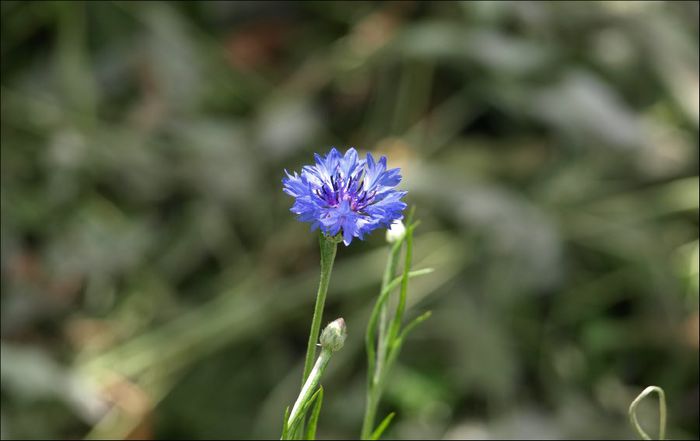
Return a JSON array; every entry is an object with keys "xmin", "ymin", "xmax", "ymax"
[{"xmin": 314, "ymin": 170, "xmax": 376, "ymax": 213}]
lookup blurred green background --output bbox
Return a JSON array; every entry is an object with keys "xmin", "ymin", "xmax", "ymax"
[{"xmin": 1, "ymin": 1, "xmax": 698, "ymax": 439}]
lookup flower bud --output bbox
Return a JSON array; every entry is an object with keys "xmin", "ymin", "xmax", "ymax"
[
  {"xmin": 320, "ymin": 318, "xmax": 347, "ymax": 352},
  {"xmin": 386, "ymin": 220, "xmax": 406, "ymax": 243}
]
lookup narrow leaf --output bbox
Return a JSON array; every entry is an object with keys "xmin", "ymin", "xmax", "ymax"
[
  {"xmin": 367, "ymin": 235, "xmax": 408, "ymax": 385},
  {"xmin": 387, "ymin": 222, "xmax": 416, "ymax": 343},
  {"xmin": 305, "ymin": 386, "xmax": 324, "ymax": 440},
  {"xmin": 365, "ymin": 266, "xmax": 433, "ymax": 387},
  {"xmin": 398, "ymin": 310, "xmax": 432, "ymax": 343},
  {"xmin": 370, "ymin": 412, "xmax": 396, "ymax": 440},
  {"xmin": 281, "ymin": 406, "xmax": 291, "ymax": 440},
  {"xmin": 406, "ymin": 205, "xmax": 416, "ymax": 227},
  {"xmin": 287, "ymin": 387, "xmax": 324, "ymax": 437}
]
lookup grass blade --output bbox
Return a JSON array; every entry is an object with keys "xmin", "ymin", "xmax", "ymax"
[
  {"xmin": 287, "ymin": 387, "xmax": 324, "ymax": 438},
  {"xmin": 370, "ymin": 412, "xmax": 396, "ymax": 440},
  {"xmin": 305, "ymin": 386, "xmax": 324, "ymax": 440},
  {"xmin": 281, "ymin": 406, "xmax": 290, "ymax": 440},
  {"xmin": 365, "ymin": 268, "xmax": 433, "ymax": 388},
  {"xmin": 398, "ymin": 311, "xmax": 432, "ymax": 344}
]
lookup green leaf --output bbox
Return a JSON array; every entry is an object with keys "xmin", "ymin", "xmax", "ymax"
[
  {"xmin": 370, "ymin": 412, "xmax": 396, "ymax": 440},
  {"xmin": 305, "ymin": 386, "xmax": 324, "ymax": 440},
  {"xmin": 287, "ymin": 387, "xmax": 324, "ymax": 438},
  {"xmin": 386, "ymin": 311, "xmax": 432, "ymax": 372},
  {"xmin": 398, "ymin": 311, "xmax": 432, "ymax": 344},
  {"xmin": 387, "ymin": 221, "xmax": 416, "ymax": 344},
  {"xmin": 367, "ymin": 232, "xmax": 408, "ymax": 384},
  {"xmin": 365, "ymin": 267, "xmax": 433, "ymax": 387},
  {"xmin": 281, "ymin": 406, "xmax": 291, "ymax": 440},
  {"xmin": 291, "ymin": 423, "xmax": 303, "ymax": 440},
  {"xmin": 405, "ymin": 205, "xmax": 416, "ymax": 227}
]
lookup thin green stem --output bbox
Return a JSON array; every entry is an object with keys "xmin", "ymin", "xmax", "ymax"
[
  {"xmin": 365, "ymin": 269, "xmax": 433, "ymax": 375},
  {"xmin": 302, "ymin": 234, "xmax": 338, "ymax": 384},
  {"xmin": 375, "ymin": 240, "xmax": 403, "ymax": 384},
  {"xmin": 387, "ymin": 223, "xmax": 414, "ymax": 346},
  {"xmin": 363, "ymin": 241, "xmax": 404, "ymax": 440},
  {"xmin": 362, "ymin": 222, "xmax": 418, "ymax": 440},
  {"xmin": 362, "ymin": 392, "xmax": 380, "ymax": 440}
]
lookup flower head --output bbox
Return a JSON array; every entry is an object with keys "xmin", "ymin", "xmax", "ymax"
[
  {"xmin": 283, "ymin": 148, "xmax": 407, "ymax": 245},
  {"xmin": 320, "ymin": 317, "xmax": 347, "ymax": 352},
  {"xmin": 385, "ymin": 220, "xmax": 406, "ymax": 243}
]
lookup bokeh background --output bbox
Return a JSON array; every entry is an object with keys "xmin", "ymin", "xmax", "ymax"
[{"xmin": 1, "ymin": 1, "xmax": 698, "ymax": 439}]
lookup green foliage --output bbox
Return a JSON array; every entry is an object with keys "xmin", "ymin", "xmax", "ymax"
[
  {"xmin": 305, "ymin": 387, "xmax": 324, "ymax": 441},
  {"xmin": 281, "ymin": 406, "xmax": 291, "ymax": 440},
  {"xmin": 370, "ymin": 412, "xmax": 396, "ymax": 440},
  {"xmin": 285, "ymin": 386, "xmax": 325, "ymax": 440},
  {"xmin": 363, "ymin": 218, "xmax": 433, "ymax": 439}
]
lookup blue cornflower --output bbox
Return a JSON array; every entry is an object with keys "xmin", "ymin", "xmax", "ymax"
[{"xmin": 283, "ymin": 147, "xmax": 407, "ymax": 245}]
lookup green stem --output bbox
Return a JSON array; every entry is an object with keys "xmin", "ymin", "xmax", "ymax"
[
  {"xmin": 362, "ymin": 392, "xmax": 380, "ymax": 440},
  {"xmin": 287, "ymin": 349, "xmax": 332, "ymax": 436},
  {"xmin": 363, "ymin": 240, "xmax": 402, "ymax": 440},
  {"xmin": 387, "ymin": 223, "xmax": 413, "ymax": 344},
  {"xmin": 362, "ymin": 218, "xmax": 417, "ymax": 440},
  {"xmin": 375, "ymin": 240, "xmax": 402, "ymax": 384},
  {"xmin": 302, "ymin": 234, "xmax": 338, "ymax": 384}
]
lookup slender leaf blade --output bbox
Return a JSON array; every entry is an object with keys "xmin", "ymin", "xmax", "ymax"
[
  {"xmin": 370, "ymin": 412, "xmax": 396, "ymax": 440},
  {"xmin": 281, "ymin": 406, "xmax": 291, "ymax": 440},
  {"xmin": 305, "ymin": 386, "xmax": 324, "ymax": 440}
]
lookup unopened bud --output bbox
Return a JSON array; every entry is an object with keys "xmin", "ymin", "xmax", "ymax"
[
  {"xmin": 386, "ymin": 220, "xmax": 406, "ymax": 243},
  {"xmin": 320, "ymin": 318, "xmax": 347, "ymax": 352}
]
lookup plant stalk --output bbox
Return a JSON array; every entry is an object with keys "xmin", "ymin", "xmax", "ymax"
[
  {"xmin": 302, "ymin": 234, "xmax": 338, "ymax": 384},
  {"xmin": 288, "ymin": 349, "xmax": 332, "ymax": 435}
]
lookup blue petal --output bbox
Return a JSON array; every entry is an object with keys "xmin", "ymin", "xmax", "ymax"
[{"xmin": 282, "ymin": 147, "xmax": 406, "ymax": 246}]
